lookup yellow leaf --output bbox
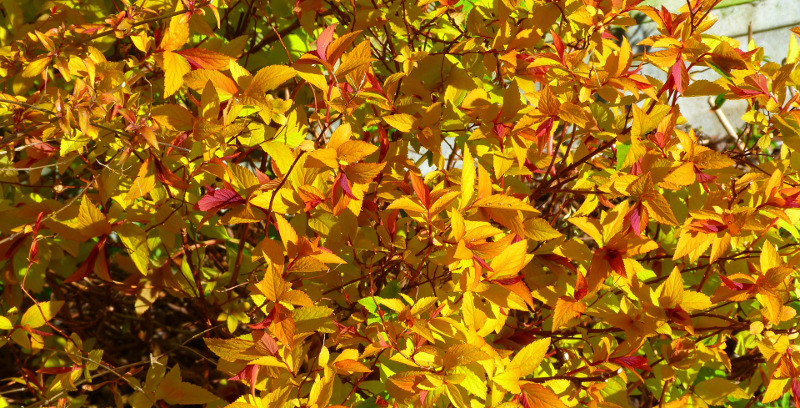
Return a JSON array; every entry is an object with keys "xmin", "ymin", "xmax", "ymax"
[
  {"xmin": 203, "ymin": 337, "xmax": 255, "ymax": 361},
  {"xmin": 256, "ymin": 267, "xmax": 287, "ymax": 302},
  {"xmin": 428, "ymin": 190, "xmax": 461, "ymax": 217},
  {"xmin": 275, "ymin": 215, "xmax": 298, "ymax": 251},
  {"xmin": 307, "ymin": 148, "xmax": 339, "ymax": 169},
  {"xmin": 445, "ymin": 383, "xmax": 468, "ymax": 408},
  {"xmin": 22, "ymin": 57, "xmax": 51, "ymax": 78},
  {"xmin": 552, "ymin": 297, "xmax": 585, "ymax": 331},
  {"xmin": 410, "ymin": 297, "xmax": 438, "ymax": 315},
  {"xmin": 326, "ymin": 30, "xmax": 364, "ymax": 63},
  {"xmin": 384, "ymin": 113, "xmax": 417, "ymax": 132},
  {"xmin": 684, "ymin": 79, "xmax": 726, "ymax": 97},
  {"xmin": 309, "ymin": 369, "xmax": 335, "ymax": 407},
  {"xmin": 681, "ymin": 291, "xmax": 711, "ymax": 312},
  {"xmin": 0, "ymin": 316, "xmax": 12, "ymax": 330},
  {"xmin": 760, "ymin": 241, "xmax": 781, "ymax": 273},
  {"xmin": 21, "ymin": 301, "xmax": 64, "ymax": 329},
  {"xmin": 658, "ymin": 267, "xmax": 683, "ymax": 308},
  {"xmin": 461, "ymin": 146, "xmax": 476, "ymax": 209},
  {"xmin": 116, "ymin": 223, "xmax": 150, "ymax": 276},
  {"xmin": 282, "ymin": 290, "xmax": 314, "ymax": 307},
  {"xmin": 345, "ymin": 162, "xmax": 386, "ymax": 184},
  {"xmin": 473, "ymin": 195, "xmax": 537, "ymax": 212},
  {"xmin": 510, "ymin": 337, "xmax": 550, "ymax": 377},
  {"xmin": 336, "ymin": 140, "xmax": 378, "ymax": 163},
  {"xmin": 762, "ymin": 378, "xmax": 789, "ymax": 404},
  {"xmin": 377, "ymin": 297, "xmax": 406, "ymax": 312},
  {"xmin": 333, "ymin": 359, "xmax": 372, "ymax": 373},
  {"xmin": 492, "ymin": 367, "xmax": 522, "ymax": 393},
  {"xmin": 176, "ymin": 48, "xmax": 231, "ymax": 70},
  {"xmin": 77, "ymin": 196, "xmax": 111, "ymax": 237},
  {"xmin": 386, "ymin": 196, "xmax": 426, "ymax": 213},
  {"xmin": 159, "ymin": 51, "xmax": 190, "ymax": 97},
  {"xmin": 693, "ymin": 378, "xmax": 748, "ymax": 405},
  {"xmin": 694, "ymin": 149, "xmax": 736, "ymax": 170},
  {"xmin": 151, "ymin": 104, "xmax": 194, "ymax": 131},
  {"xmin": 489, "ymin": 240, "xmax": 529, "ymax": 279},
  {"xmin": 524, "ymin": 218, "xmax": 562, "ymax": 241},
  {"xmin": 156, "ymin": 365, "xmax": 218, "ymax": 405},
  {"xmin": 644, "ymin": 193, "xmax": 679, "ymax": 226},
  {"xmin": 248, "ymin": 65, "xmax": 296, "ymax": 95},
  {"xmin": 443, "ymin": 344, "xmax": 490, "ymax": 369},
  {"xmin": 568, "ymin": 217, "xmax": 604, "ymax": 245},
  {"xmin": 160, "ymin": 15, "xmax": 189, "ymax": 51}
]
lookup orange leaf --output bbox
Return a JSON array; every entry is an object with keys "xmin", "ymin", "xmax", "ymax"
[{"xmin": 176, "ymin": 48, "xmax": 232, "ymax": 70}]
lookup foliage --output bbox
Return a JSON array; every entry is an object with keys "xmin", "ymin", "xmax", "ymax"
[{"xmin": 2, "ymin": 0, "xmax": 800, "ymax": 407}]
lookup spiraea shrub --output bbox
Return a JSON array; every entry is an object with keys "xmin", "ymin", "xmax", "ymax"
[{"xmin": 3, "ymin": 0, "xmax": 800, "ymax": 406}]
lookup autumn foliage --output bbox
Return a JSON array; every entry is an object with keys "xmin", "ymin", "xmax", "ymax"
[{"xmin": 4, "ymin": 0, "xmax": 800, "ymax": 406}]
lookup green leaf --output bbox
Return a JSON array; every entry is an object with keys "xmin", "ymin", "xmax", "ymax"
[{"xmin": 616, "ymin": 143, "xmax": 630, "ymax": 170}]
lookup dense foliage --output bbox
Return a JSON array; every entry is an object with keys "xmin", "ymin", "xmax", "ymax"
[{"xmin": 3, "ymin": 0, "xmax": 800, "ymax": 406}]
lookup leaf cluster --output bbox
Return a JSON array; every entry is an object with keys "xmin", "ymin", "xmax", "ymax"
[{"xmin": 3, "ymin": 0, "xmax": 800, "ymax": 407}]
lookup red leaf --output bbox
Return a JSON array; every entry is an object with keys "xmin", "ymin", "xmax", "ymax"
[
  {"xmin": 195, "ymin": 187, "xmax": 245, "ymax": 212},
  {"xmin": 660, "ymin": 6, "xmax": 674, "ymax": 34},
  {"xmin": 695, "ymin": 167, "xmax": 717, "ymax": 184},
  {"xmin": 408, "ymin": 172, "xmax": 430, "ymax": 208},
  {"xmin": 719, "ymin": 273, "xmax": 754, "ymax": 291},
  {"xmin": 166, "ymin": 132, "xmax": 189, "ymax": 156},
  {"xmin": 37, "ymin": 365, "xmax": 82, "ymax": 375},
  {"xmin": 671, "ymin": 60, "xmax": 686, "ymax": 95},
  {"xmin": 792, "ymin": 377, "xmax": 800, "ymax": 408},
  {"xmin": 689, "ymin": 219, "xmax": 726, "ymax": 233},
  {"xmin": 316, "ymin": 24, "xmax": 338, "ymax": 62},
  {"xmin": 535, "ymin": 117, "xmax": 555, "ymax": 154},
  {"xmin": 493, "ymin": 275, "xmax": 523, "ymax": 285},
  {"xmin": 729, "ymin": 85, "xmax": 763, "ymax": 99},
  {"xmin": 229, "ymin": 364, "xmax": 260, "ymax": 396},
  {"xmin": 386, "ymin": 209, "xmax": 400, "ymax": 238},
  {"xmin": 494, "ymin": 122, "xmax": 510, "ymax": 144},
  {"xmin": 378, "ymin": 125, "xmax": 390, "ymax": 161},
  {"xmin": 747, "ymin": 73, "xmax": 770, "ymax": 95},
  {"xmin": 249, "ymin": 307, "xmax": 274, "ymax": 330},
  {"xmin": 338, "ymin": 172, "xmax": 357, "ymax": 199},
  {"xmin": 602, "ymin": 31, "xmax": 619, "ymax": 41},
  {"xmin": 64, "ymin": 236, "xmax": 106, "ymax": 284},
  {"xmin": 155, "ymin": 159, "xmax": 190, "ymax": 189},
  {"xmin": 604, "ymin": 249, "xmax": 626, "ymax": 277},
  {"xmin": 629, "ymin": 203, "xmax": 643, "ymax": 235},
  {"xmin": 366, "ymin": 72, "xmax": 385, "ymax": 95},
  {"xmin": 550, "ymin": 30, "xmax": 565, "ymax": 61},
  {"xmin": 574, "ymin": 272, "xmax": 588, "ymax": 300},
  {"xmin": 28, "ymin": 211, "xmax": 45, "ymax": 262},
  {"xmin": 612, "ymin": 355, "xmax": 651, "ymax": 371},
  {"xmin": 254, "ymin": 169, "xmax": 271, "ymax": 185},
  {"xmin": 472, "ymin": 255, "xmax": 494, "ymax": 272},
  {"xmin": 255, "ymin": 331, "xmax": 279, "ymax": 355}
]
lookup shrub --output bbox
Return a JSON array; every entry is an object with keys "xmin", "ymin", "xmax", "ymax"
[{"xmin": 2, "ymin": 0, "xmax": 800, "ymax": 406}]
